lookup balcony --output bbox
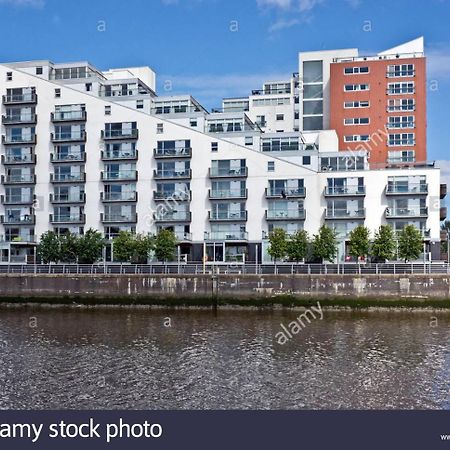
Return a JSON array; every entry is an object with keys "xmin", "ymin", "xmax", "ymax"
[
  {"xmin": 50, "ymin": 152, "xmax": 86, "ymax": 163},
  {"xmin": 153, "ymin": 147, "xmax": 192, "ymax": 159},
  {"xmin": 101, "ymin": 129, "xmax": 139, "ymax": 140},
  {"xmin": 101, "ymin": 192, "xmax": 138, "ymax": 202},
  {"xmin": 0, "ymin": 234, "xmax": 36, "ymax": 244},
  {"xmin": 153, "ymin": 169, "xmax": 191, "ymax": 180},
  {"xmin": 50, "ymin": 213, "xmax": 86, "ymax": 224},
  {"xmin": 1, "ymin": 154, "xmax": 36, "ymax": 165},
  {"xmin": 50, "ymin": 172, "xmax": 86, "ymax": 183},
  {"xmin": 51, "ymin": 110, "xmax": 87, "ymax": 122},
  {"xmin": 175, "ymin": 232, "xmax": 192, "ymax": 241},
  {"xmin": 441, "ymin": 184, "xmax": 447, "ymax": 200},
  {"xmin": 209, "ymin": 189, "xmax": 248, "ymax": 200},
  {"xmin": 324, "ymin": 186, "xmax": 366, "ymax": 197},
  {"xmin": 205, "ymin": 231, "xmax": 248, "ymax": 241},
  {"xmin": 101, "ymin": 213, "xmax": 138, "ymax": 223},
  {"xmin": 153, "ymin": 211, "xmax": 192, "ymax": 222},
  {"xmin": 2, "ymin": 114, "xmax": 37, "ymax": 125},
  {"xmin": 1, "ymin": 214, "xmax": 35, "ymax": 225},
  {"xmin": 265, "ymin": 187, "xmax": 306, "ymax": 199},
  {"xmin": 0, "ymin": 194, "xmax": 35, "ymax": 205},
  {"xmin": 2, "ymin": 93, "xmax": 37, "ymax": 105},
  {"xmin": 441, "ymin": 207, "xmax": 447, "ymax": 221},
  {"xmin": 153, "ymin": 190, "xmax": 191, "ymax": 201},
  {"xmin": 208, "ymin": 211, "xmax": 247, "ymax": 222},
  {"xmin": 50, "ymin": 193, "xmax": 86, "ymax": 204},
  {"xmin": 101, "ymin": 150, "xmax": 138, "ymax": 161},
  {"xmin": 209, "ymin": 167, "xmax": 248, "ymax": 178},
  {"xmin": 325, "ymin": 209, "xmax": 366, "ymax": 219},
  {"xmin": 266, "ymin": 209, "xmax": 306, "ymax": 220},
  {"xmin": 386, "ymin": 184, "xmax": 428, "ymax": 195},
  {"xmin": 1, "ymin": 174, "xmax": 36, "ymax": 184},
  {"xmin": 51, "ymin": 131, "xmax": 87, "ymax": 143},
  {"xmin": 385, "ymin": 207, "xmax": 428, "ymax": 219},
  {"xmin": 101, "ymin": 170, "xmax": 138, "ymax": 182},
  {"xmin": 2, "ymin": 134, "xmax": 36, "ymax": 145}
]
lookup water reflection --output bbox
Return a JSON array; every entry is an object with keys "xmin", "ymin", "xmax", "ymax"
[{"xmin": 0, "ymin": 306, "xmax": 449, "ymax": 409}]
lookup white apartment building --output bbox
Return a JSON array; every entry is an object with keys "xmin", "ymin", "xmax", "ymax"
[{"xmin": 0, "ymin": 42, "xmax": 445, "ymax": 263}]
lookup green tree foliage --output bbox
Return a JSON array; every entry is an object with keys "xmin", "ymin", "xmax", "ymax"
[
  {"xmin": 286, "ymin": 229, "xmax": 309, "ymax": 263},
  {"xmin": 398, "ymin": 224, "xmax": 423, "ymax": 262},
  {"xmin": 59, "ymin": 233, "xmax": 80, "ymax": 263},
  {"xmin": 154, "ymin": 229, "xmax": 178, "ymax": 262},
  {"xmin": 77, "ymin": 228, "xmax": 104, "ymax": 264},
  {"xmin": 348, "ymin": 225, "xmax": 371, "ymax": 261},
  {"xmin": 37, "ymin": 231, "xmax": 61, "ymax": 263},
  {"xmin": 113, "ymin": 231, "xmax": 154, "ymax": 263},
  {"xmin": 268, "ymin": 228, "xmax": 288, "ymax": 263},
  {"xmin": 312, "ymin": 225, "xmax": 337, "ymax": 263},
  {"xmin": 371, "ymin": 225, "xmax": 396, "ymax": 262}
]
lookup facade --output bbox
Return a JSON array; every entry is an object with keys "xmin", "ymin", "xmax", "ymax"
[{"xmin": 0, "ymin": 37, "xmax": 446, "ymax": 264}]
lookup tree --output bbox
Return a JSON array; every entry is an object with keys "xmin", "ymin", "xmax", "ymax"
[
  {"xmin": 154, "ymin": 229, "xmax": 177, "ymax": 262},
  {"xmin": 398, "ymin": 225, "xmax": 423, "ymax": 262},
  {"xmin": 312, "ymin": 225, "xmax": 337, "ymax": 263},
  {"xmin": 348, "ymin": 225, "xmax": 370, "ymax": 261},
  {"xmin": 268, "ymin": 228, "xmax": 288, "ymax": 263},
  {"xmin": 286, "ymin": 230, "xmax": 309, "ymax": 263},
  {"xmin": 37, "ymin": 231, "xmax": 61, "ymax": 263},
  {"xmin": 77, "ymin": 228, "xmax": 104, "ymax": 264},
  {"xmin": 112, "ymin": 232, "xmax": 154, "ymax": 263},
  {"xmin": 59, "ymin": 232, "xmax": 79, "ymax": 263},
  {"xmin": 371, "ymin": 225, "xmax": 396, "ymax": 262}
]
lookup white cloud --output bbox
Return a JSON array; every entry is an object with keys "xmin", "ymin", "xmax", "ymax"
[
  {"xmin": 158, "ymin": 72, "xmax": 290, "ymax": 108},
  {"xmin": 268, "ymin": 18, "xmax": 300, "ymax": 32},
  {"xmin": 257, "ymin": 0, "xmax": 292, "ymax": 8},
  {"xmin": 427, "ymin": 46, "xmax": 450, "ymax": 80},
  {"xmin": 257, "ymin": 0, "xmax": 323, "ymax": 10},
  {"xmin": 0, "ymin": 0, "xmax": 44, "ymax": 6},
  {"xmin": 345, "ymin": 0, "xmax": 361, "ymax": 7}
]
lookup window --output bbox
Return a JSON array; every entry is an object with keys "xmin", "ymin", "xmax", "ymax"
[
  {"xmin": 55, "ymin": 88, "xmax": 61, "ymax": 98},
  {"xmin": 303, "ymin": 156, "xmax": 311, "ymax": 165},
  {"xmin": 388, "ymin": 133, "xmax": 415, "ymax": 146},
  {"xmin": 344, "ymin": 117, "xmax": 370, "ymax": 125},
  {"xmin": 344, "ymin": 84, "xmax": 369, "ymax": 91},
  {"xmin": 344, "ymin": 100, "xmax": 370, "ymax": 108},
  {"xmin": 267, "ymin": 161, "xmax": 275, "ymax": 172},
  {"xmin": 387, "ymin": 64, "xmax": 415, "ymax": 78},
  {"xmin": 276, "ymin": 114, "xmax": 284, "ymax": 121},
  {"xmin": 256, "ymin": 115, "xmax": 266, "ymax": 127},
  {"xmin": 156, "ymin": 123, "xmax": 164, "ymax": 134},
  {"xmin": 303, "ymin": 61, "xmax": 323, "ymax": 83},
  {"xmin": 303, "ymin": 116, "xmax": 323, "ymax": 131},
  {"xmin": 136, "ymin": 100, "xmax": 144, "ymax": 109},
  {"xmin": 344, "ymin": 66, "xmax": 369, "ymax": 75},
  {"xmin": 388, "ymin": 150, "xmax": 415, "ymax": 163},
  {"xmin": 387, "ymin": 98, "xmax": 415, "ymax": 112},
  {"xmin": 85, "ymin": 83, "xmax": 92, "ymax": 92},
  {"xmin": 36, "ymin": 67, "xmax": 43, "ymax": 75},
  {"xmin": 245, "ymin": 136, "xmax": 253, "ymax": 146},
  {"xmin": 190, "ymin": 119, "xmax": 197, "ymax": 127},
  {"xmin": 344, "ymin": 135, "xmax": 370, "ymax": 142},
  {"xmin": 105, "ymin": 106, "xmax": 111, "ymax": 115},
  {"xmin": 387, "ymin": 82, "xmax": 414, "ymax": 95},
  {"xmin": 387, "ymin": 116, "xmax": 415, "ymax": 129},
  {"xmin": 6, "ymin": 72, "xmax": 12, "ymax": 81},
  {"xmin": 211, "ymin": 142, "xmax": 218, "ymax": 152}
]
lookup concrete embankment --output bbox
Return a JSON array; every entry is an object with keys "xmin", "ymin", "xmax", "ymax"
[{"xmin": 1, "ymin": 274, "xmax": 450, "ymax": 308}]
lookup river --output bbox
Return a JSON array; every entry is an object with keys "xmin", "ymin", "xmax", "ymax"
[{"xmin": 0, "ymin": 306, "xmax": 449, "ymax": 409}]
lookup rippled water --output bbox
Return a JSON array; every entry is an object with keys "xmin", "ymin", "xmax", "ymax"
[{"xmin": 0, "ymin": 305, "xmax": 449, "ymax": 409}]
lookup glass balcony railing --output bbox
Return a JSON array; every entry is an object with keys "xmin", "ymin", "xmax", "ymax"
[
  {"xmin": 209, "ymin": 167, "xmax": 248, "ymax": 178},
  {"xmin": 0, "ymin": 234, "xmax": 36, "ymax": 243},
  {"xmin": 2, "ymin": 93, "xmax": 37, "ymax": 104},
  {"xmin": 153, "ymin": 169, "xmax": 191, "ymax": 179},
  {"xmin": 153, "ymin": 211, "xmax": 191, "ymax": 222},
  {"xmin": 266, "ymin": 209, "xmax": 306, "ymax": 220},
  {"xmin": 101, "ymin": 171, "xmax": 137, "ymax": 181},
  {"xmin": 102, "ymin": 129, "xmax": 139, "ymax": 140},
  {"xmin": 50, "ymin": 214, "xmax": 85, "ymax": 223},
  {"xmin": 51, "ymin": 152, "xmax": 85, "ymax": 162},
  {"xmin": 50, "ymin": 173, "xmax": 85, "ymax": 183},
  {"xmin": 1, "ymin": 214, "xmax": 35, "ymax": 224},
  {"xmin": 101, "ymin": 150, "xmax": 138, "ymax": 160},
  {"xmin": 2, "ymin": 114, "xmax": 37, "ymax": 124},
  {"xmin": 50, "ymin": 193, "xmax": 85, "ymax": 203},
  {"xmin": 101, "ymin": 192, "xmax": 137, "ymax": 202},
  {"xmin": 153, "ymin": 190, "xmax": 190, "ymax": 201},
  {"xmin": 2, "ymin": 154, "xmax": 35, "ymax": 164},
  {"xmin": 386, "ymin": 184, "xmax": 428, "ymax": 195},
  {"xmin": 209, "ymin": 189, "xmax": 247, "ymax": 199},
  {"xmin": 101, "ymin": 213, "xmax": 138, "ymax": 223},
  {"xmin": 153, "ymin": 147, "xmax": 192, "ymax": 158},
  {"xmin": 266, "ymin": 187, "xmax": 306, "ymax": 198},
  {"xmin": 209, "ymin": 211, "xmax": 247, "ymax": 221},
  {"xmin": 51, "ymin": 111, "xmax": 87, "ymax": 122},
  {"xmin": 325, "ymin": 209, "xmax": 366, "ymax": 219},
  {"xmin": 51, "ymin": 131, "xmax": 86, "ymax": 142},
  {"xmin": 324, "ymin": 186, "xmax": 366, "ymax": 196},
  {"xmin": 1, "ymin": 195, "xmax": 34, "ymax": 204},
  {"xmin": 174, "ymin": 232, "xmax": 192, "ymax": 241},
  {"xmin": 385, "ymin": 207, "xmax": 428, "ymax": 218},
  {"xmin": 205, "ymin": 231, "xmax": 248, "ymax": 241},
  {"xmin": 2, "ymin": 134, "xmax": 36, "ymax": 144},
  {"xmin": 2, "ymin": 174, "xmax": 36, "ymax": 184}
]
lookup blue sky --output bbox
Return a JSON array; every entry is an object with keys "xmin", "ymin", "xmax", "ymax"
[{"xmin": 0, "ymin": 0, "xmax": 449, "ymax": 167}]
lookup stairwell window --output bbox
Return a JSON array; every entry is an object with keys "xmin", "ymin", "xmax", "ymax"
[
  {"xmin": 6, "ymin": 72, "xmax": 12, "ymax": 81},
  {"xmin": 157, "ymin": 123, "xmax": 164, "ymax": 134},
  {"xmin": 267, "ymin": 161, "xmax": 275, "ymax": 172}
]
